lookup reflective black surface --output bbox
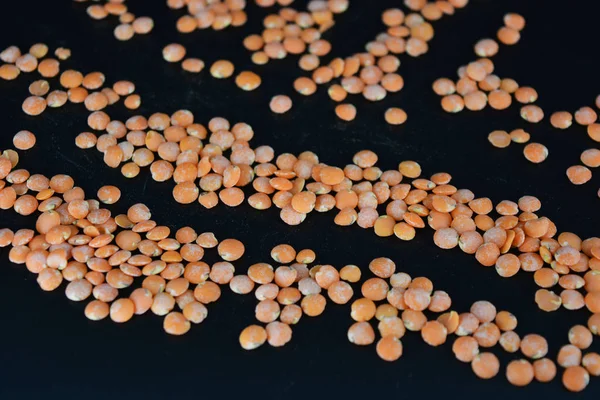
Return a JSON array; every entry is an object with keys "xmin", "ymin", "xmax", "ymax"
[{"xmin": 0, "ymin": 0, "xmax": 599, "ymax": 398}]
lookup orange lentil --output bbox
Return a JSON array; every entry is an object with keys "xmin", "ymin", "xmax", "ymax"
[
  {"xmin": 441, "ymin": 94, "xmax": 464, "ymax": 113},
  {"xmin": 504, "ymin": 13, "xmax": 525, "ymax": 30},
  {"xmin": 16, "ymin": 53, "xmax": 38, "ymax": 72},
  {"xmin": 114, "ymin": 24, "xmax": 134, "ymax": 41},
  {"xmin": 433, "ymin": 78, "xmax": 455, "ymax": 95},
  {"xmin": 243, "ymin": 34, "xmax": 263, "ymax": 50},
  {"xmin": 518, "ymin": 195, "xmax": 541, "ymax": 212},
  {"xmin": 479, "ymin": 74, "xmax": 500, "ymax": 91},
  {"xmin": 520, "ymin": 334, "xmax": 548, "ymax": 359},
  {"xmin": 349, "ymin": 297, "xmax": 376, "ymax": 322},
  {"xmin": 162, "ymin": 311, "xmax": 191, "ymax": 335},
  {"xmin": 298, "ymin": 54, "xmax": 319, "ymax": 71},
  {"xmin": 176, "ymin": 15, "xmax": 198, "ymax": 33},
  {"xmin": 453, "ymin": 336, "xmax": 479, "ymax": 362},
  {"xmin": 433, "ymin": 227, "xmax": 459, "ymax": 249},
  {"xmin": 266, "ymin": 321, "xmax": 292, "ymax": 347},
  {"xmin": 569, "ymin": 325, "xmax": 593, "ymax": 349},
  {"xmin": 294, "ymin": 77, "xmax": 317, "ymax": 95},
  {"xmin": 0, "ymin": 46, "xmax": 20, "ymax": 63},
  {"xmin": 22, "ymin": 96, "xmax": 47, "ymax": 116},
  {"xmin": 208, "ymin": 261, "xmax": 234, "ymax": 284},
  {"xmin": 575, "ymin": 107, "xmax": 598, "ymax": 125},
  {"xmin": 463, "ymin": 90, "xmax": 487, "ymax": 111},
  {"xmin": 327, "ymin": 281, "xmax": 353, "ymax": 304},
  {"xmin": 348, "ymin": 321, "xmax": 375, "ymax": 345},
  {"xmin": 85, "ymin": 300, "xmax": 110, "ymax": 321},
  {"xmin": 247, "ymin": 263, "xmax": 274, "ymax": 285},
  {"xmin": 313, "ymin": 66, "xmax": 334, "ymax": 84},
  {"xmin": 582, "ymin": 353, "xmax": 600, "ymax": 376},
  {"xmin": 13, "ymin": 130, "xmax": 36, "ymax": 150},
  {"xmin": 585, "ymin": 292, "xmax": 600, "ymax": 313},
  {"xmin": 133, "ymin": 17, "xmax": 154, "ymax": 34},
  {"xmin": 495, "ymin": 253, "xmax": 520, "ymax": 277},
  {"xmin": 37, "ymin": 267, "xmax": 63, "ymax": 291},
  {"xmin": 68, "ymin": 87, "xmax": 88, "ymax": 103},
  {"xmin": 580, "ymin": 149, "xmax": 600, "ymax": 168},
  {"xmin": 376, "ymin": 336, "xmax": 403, "ymax": 361},
  {"xmin": 210, "ymin": 60, "xmax": 235, "ymax": 78},
  {"xmin": 235, "ymin": 71, "xmax": 262, "ymax": 91},
  {"xmin": 268, "ymin": 244, "xmax": 294, "ymax": 264},
  {"xmin": 376, "ymin": 306, "xmax": 400, "ymax": 323},
  {"xmin": 38, "ymin": 58, "xmax": 60, "ymax": 78},
  {"xmin": 264, "ymin": 42, "xmax": 286, "ymax": 59},
  {"xmin": 279, "ymin": 304, "xmax": 301, "ymax": 324},
  {"xmin": 455, "ymin": 312, "xmax": 480, "ymax": 336},
  {"xmin": 109, "ymin": 298, "xmax": 135, "ymax": 323},
  {"xmin": 47, "ymin": 90, "xmax": 68, "ymax": 108},
  {"xmin": 163, "ymin": 43, "xmax": 186, "ymax": 62},
  {"xmin": 474, "ymin": 322, "xmax": 501, "ymax": 347},
  {"xmin": 368, "ymin": 257, "xmax": 395, "ymax": 279},
  {"xmin": 333, "ymin": 103, "xmax": 357, "ymax": 121},
  {"xmin": 438, "ymin": 311, "xmax": 459, "ymax": 334},
  {"xmin": 566, "ymin": 165, "xmax": 592, "ymax": 185},
  {"xmin": 270, "ymin": 95, "xmax": 292, "ymax": 114},
  {"xmin": 468, "ymin": 301, "xmax": 495, "ymax": 323},
  {"xmin": 523, "ymin": 143, "xmax": 548, "ymax": 163},
  {"xmin": 384, "ymin": 108, "xmax": 407, "ymax": 125},
  {"xmin": 588, "ymin": 124, "xmax": 600, "ymax": 142},
  {"xmin": 181, "ymin": 58, "xmax": 205, "ymax": 73},
  {"xmin": 474, "ymin": 39, "xmax": 499, "ymax": 57},
  {"xmin": 562, "ymin": 366, "xmax": 590, "ymax": 392},
  {"xmin": 336, "ymin": 265, "xmax": 360, "ymax": 283},
  {"xmin": 405, "ymin": 37, "xmax": 428, "ymax": 57},
  {"xmin": 558, "ymin": 344, "xmax": 583, "ymax": 368},
  {"xmin": 499, "ymin": 78, "xmax": 518, "ymax": 93},
  {"xmin": 520, "ymin": 105, "xmax": 544, "ymax": 123},
  {"xmin": 488, "ymin": 90, "xmax": 512, "ymax": 110},
  {"xmin": 127, "ymin": 288, "xmax": 152, "ymax": 315},
  {"xmin": 514, "ymin": 86, "xmax": 538, "ymax": 104},
  {"xmin": 499, "ymin": 331, "xmax": 521, "ymax": 352},
  {"xmin": 251, "ymin": 52, "xmax": 269, "ymax": 65},
  {"xmin": 465, "ymin": 61, "xmax": 487, "ymax": 82},
  {"xmin": 301, "ymin": 293, "xmax": 326, "ymax": 316},
  {"xmin": 327, "ymin": 84, "xmax": 347, "ymax": 102},
  {"xmin": 506, "ymin": 359, "xmax": 534, "ymax": 387},
  {"xmin": 124, "ymin": 94, "xmax": 141, "ymax": 109},
  {"xmin": 471, "ymin": 352, "xmax": 500, "ymax": 379},
  {"xmin": 239, "ymin": 325, "xmax": 267, "ymax": 350},
  {"xmin": 421, "ymin": 320, "xmax": 447, "ymax": 346},
  {"xmin": 81, "ymin": 72, "xmax": 105, "ymax": 90},
  {"xmin": 0, "ymin": 64, "xmax": 20, "ymax": 80},
  {"xmin": 360, "ymin": 277, "xmax": 387, "ymax": 301},
  {"xmin": 382, "ymin": 8, "xmax": 405, "ymax": 26},
  {"xmin": 550, "ymin": 111, "xmax": 573, "ymax": 129},
  {"xmin": 255, "ymin": 299, "xmax": 280, "ymax": 323},
  {"xmin": 315, "ymin": 265, "xmax": 340, "ymax": 289},
  {"xmin": 194, "ymin": 281, "xmax": 221, "ymax": 304},
  {"xmin": 535, "ymin": 289, "xmax": 561, "ymax": 312},
  {"xmin": 532, "ymin": 358, "xmax": 557, "ymax": 383},
  {"xmin": 508, "ymin": 128, "xmax": 530, "ymax": 143}
]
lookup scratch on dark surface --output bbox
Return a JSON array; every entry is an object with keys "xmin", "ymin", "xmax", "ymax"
[
  {"xmin": 56, "ymin": 149, "xmax": 85, "ymax": 170},
  {"xmin": 142, "ymin": 174, "xmax": 149, "ymax": 196}
]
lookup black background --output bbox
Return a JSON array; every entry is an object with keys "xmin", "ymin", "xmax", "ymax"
[{"xmin": 1, "ymin": 0, "xmax": 599, "ymax": 398}]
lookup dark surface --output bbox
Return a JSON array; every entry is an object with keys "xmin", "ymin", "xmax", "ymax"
[{"xmin": 1, "ymin": 0, "xmax": 599, "ymax": 398}]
